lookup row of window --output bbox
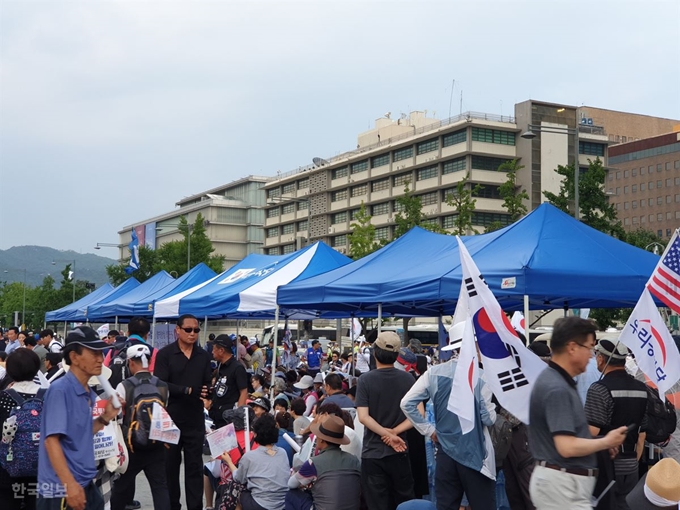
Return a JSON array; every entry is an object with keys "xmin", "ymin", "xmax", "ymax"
[
  {"xmin": 471, "ymin": 128, "xmax": 516, "ymax": 146},
  {"xmin": 617, "ymin": 195, "xmax": 680, "ymax": 210},
  {"xmin": 579, "ymin": 142, "xmax": 606, "ymax": 156},
  {"xmin": 266, "ymin": 201, "xmax": 308, "ymax": 218},
  {"xmin": 266, "ymin": 220, "xmax": 309, "ymax": 237},
  {"xmin": 610, "ymin": 161, "xmax": 680, "ymax": 181},
  {"xmin": 266, "ymin": 244, "xmax": 297, "ymax": 255},
  {"xmin": 267, "ymin": 178, "xmax": 309, "ymax": 199},
  {"xmin": 621, "ymin": 212, "xmax": 679, "ymax": 226},
  {"xmin": 608, "ymin": 143, "xmax": 680, "ymax": 165},
  {"xmin": 611, "ymin": 177, "xmax": 680, "ymax": 195}
]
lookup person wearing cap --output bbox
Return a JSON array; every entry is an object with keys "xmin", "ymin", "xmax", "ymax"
[
  {"xmin": 584, "ymin": 338, "xmax": 649, "ymax": 509},
  {"xmin": 154, "ymin": 314, "xmax": 212, "ymax": 510},
  {"xmin": 248, "ymin": 396, "xmax": 271, "ymax": 419},
  {"xmin": 249, "ymin": 338, "xmax": 264, "ymax": 374},
  {"xmin": 37, "ymin": 326, "xmax": 120, "ymax": 510},
  {"xmin": 356, "ymin": 331, "xmax": 416, "ymax": 510},
  {"xmin": 626, "ymin": 457, "xmax": 680, "ymax": 509},
  {"xmin": 286, "ymin": 415, "xmax": 361, "ymax": 510},
  {"xmin": 110, "ymin": 344, "xmax": 170, "ymax": 510},
  {"xmin": 305, "ymin": 340, "xmax": 325, "ymax": 377},
  {"xmin": 528, "ymin": 317, "xmax": 628, "ymax": 510},
  {"xmin": 209, "ymin": 335, "xmax": 248, "ymax": 429},
  {"xmin": 293, "ymin": 375, "xmax": 318, "ymax": 417}
]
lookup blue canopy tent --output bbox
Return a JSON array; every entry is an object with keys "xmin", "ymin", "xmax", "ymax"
[
  {"xmin": 277, "ymin": 203, "xmax": 660, "ymax": 316},
  {"xmin": 86, "ymin": 271, "xmax": 176, "ymax": 321},
  {"xmin": 45, "ymin": 283, "xmax": 114, "ymax": 323},
  {"xmin": 76, "ymin": 278, "xmax": 141, "ymax": 322},
  {"xmin": 155, "ymin": 241, "xmax": 351, "ymax": 320}
]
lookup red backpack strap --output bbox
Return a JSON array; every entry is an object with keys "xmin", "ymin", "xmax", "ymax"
[{"xmin": 149, "ymin": 348, "xmax": 157, "ymax": 373}]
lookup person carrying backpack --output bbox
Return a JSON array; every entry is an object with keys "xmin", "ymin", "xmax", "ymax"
[
  {"xmin": 105, "ymin": 317, "xmax": 158, "ymax": 391},
  {"xmin": 0, "ymin": 349, "xmax": 44, "ymax": 510},
  {"xmin": 111, "ymin": 344, "xmax": 170, "ymax": 510}
]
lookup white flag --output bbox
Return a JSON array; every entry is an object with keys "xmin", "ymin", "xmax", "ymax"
[
  {"xmin": 510, "ymin": 311, "xmax": 525, "ymax": 335},
  {"xmin": 448, "ymin": 317, "xmax": 478, "ymax": 434},
  {"xmin": 618, "ymin": 288, "xmax": 680, "ymax": 395},
  {"xmin": 456, "ymin": 237, "xmax": 547, "ymax": 424},
  {"xmin": 97, "ymin": 324, "xmax": 110, "ymax": 339},
  {"xmin": 350, "ymin": 318, "xmax": 362, "ymax": 341}
]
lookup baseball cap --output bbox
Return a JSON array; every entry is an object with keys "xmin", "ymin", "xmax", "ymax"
[
  {"xmin": 65, "ymin": 326, "xmax": 108, "ymax": 350},
  {"xmin": 213, "ymin": 334, "xmax": 234, "ymax": 350},
  {"xmin": 441, "ymin": 322, "xmax": 465, "ymax": 352},
  {"xmin": 374, "ymin": 331, "xmax": 400, "ymax": 352},
  {"xmin": 293, "ymin": 375, "xmax": 315, "ymax": 389},
  {"xmin": 594, "ymin": 339, "xmax": 629, "ymax": 360},
  {"xmin": 248, "ymin": 397, "xmax": 271, "ymax": 413}
]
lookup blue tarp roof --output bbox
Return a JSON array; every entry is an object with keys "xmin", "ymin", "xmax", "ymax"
[
  {"xmin": 86, "ymin": 271, "xmax": 176, "ymax": 320},
  {"xmin": 157, "ymin": 242, "xmax": 351, "ymax": 319},
  {"xmin": 77, "ymin": 278, "xmax": 141, "ymax": 322},
  {"xmin": 277, "ymin": 204, "xmax": 660, "ymax": 315},
  {"xmin": 45, "ymin": 283, "xmax": 114, "ymax": 323}
]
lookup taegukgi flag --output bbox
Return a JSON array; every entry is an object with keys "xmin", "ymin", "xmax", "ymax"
[
  {"xmin": 618, "ymin": 288, "xmax": 680, "ymax": 395},
  {"xmin": 510, "ymin": 311, "xmax": 525, "ymax": 336},
  {"xmin": 448, "ymin": 317, "xmax": 479, "ymax": 434},
  {"xmin": 456, "ymin": 237, "xmax": 546, "ymax": 424}
]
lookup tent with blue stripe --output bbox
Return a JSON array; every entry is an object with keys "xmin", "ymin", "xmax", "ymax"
[
  {"xmin": 45, "ymin": 283, "xmax": 114, "ymax": 323},
  {"xmin": 154, "ymin": 241, "xmax": 351, "ymax": 319},
  {"xmin": 276, "ymin": 203, "xmax": 660, "ymax": 315},
  {"xmin": 78, "ymin": 278, "xmax": 141, "ymax": 322}
]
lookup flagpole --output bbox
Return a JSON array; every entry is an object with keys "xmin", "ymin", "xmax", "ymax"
[
  {"xmin": 377, "ymin": 303, "xmax": 382, "ymax": 333},
  {"xmin": 523, "ymin": 295, "xmax": 529, "ymax": 334}
]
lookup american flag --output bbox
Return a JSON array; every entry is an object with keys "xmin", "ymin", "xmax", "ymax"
[{"xmin": 647, "ymin": 230, "xmax": 680, "ymax": 314}]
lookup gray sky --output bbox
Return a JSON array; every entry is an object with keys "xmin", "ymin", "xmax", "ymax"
[{"xmin": 2, "ymin": 0, "xmax": 679, "ymax": 254}]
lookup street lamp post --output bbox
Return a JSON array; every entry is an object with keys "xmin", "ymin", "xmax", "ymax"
[
  {"xmin": 52, "ymin": 259, "xmax": 76, "ymax": 303},
  {"xmin": 3, "ymin": 268, "xmax": 27, "ymax": 328},
  {"xmin": 94, "ymin": 242, "xmax": 119, "ymax": 250},
  {"xmin": 521, "ymin": 123, "xmax": 580, "ymax": 220}
]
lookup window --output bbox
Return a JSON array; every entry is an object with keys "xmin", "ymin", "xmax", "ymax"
[
  {"xmin": 267, "ymin": 207, "xmax": 279, "ymax": 218},
  {"xmin": 393, "ymin": 147, "xmax": 413, "ymax": 162},
  {"xmin": 632, "ymin": 168, "xmax": 637, "ymax": 177},
  {"xmin": 416, "ymin": 138, "xmax": 439, "ymax": 155},
  {"xmin": 676, "ymin": 177, "xmax": 680, "ymax": 185},
  {"xmin": 421, "ymin": 218, "xmax": 439, "ymax": 227},
  {"xmin": 266, "ymin": 227, "xmax": 278, "ymax": 238},
  {"xmin": 632, "ymin": 184, "xmax": 637, "ymax": 193},
  {"xmin": 472, "ymin": 212, "xmax": 512, "ymax": 227},
  {"xmin": 640, "ymin": 199, "xmax": 645, "ymax": 208},
  {"xmin": 657, "ymin": 180, "xmax": 663, "ymax": 188},
  {"xmin": 667, "ymin": 195, "xmax": 672, "ymax": 204},
  {"xmin": 657, "ymin": 213, "xmax": 663, "ymax": 222},
  {"xmin": 442, "ymin": 214, "xmax": 458, "ymax": 229},
  {"xmin": 632, "ymin": 200, "xmax": 637, "ymax": 209},
  {"xmin": 442, "ymin": 129, "xmax": 466, "ymax": 147},
  {"xmin": 420, "ymin": 192, "xmax": 438, "ymax": 206},
  {"xmin": 624, "ymin": 218, "xmax": 630, "ymax": 226},
  {"xmin": 332, "ymin": 189, "xmax": 348, "ymax": 202},
  {"xmin": 624, "ymin": 186, "xmax": 629, "ymax": 194},
  {"xmin": 331, "ymin": 212, "xmax": 347, "ymax": 224},
  {"xmin": 417, "ymin": 165, "xmax": 438, "ymax": 181},
  {"xmin": 282, "ymin": 223, "xmax": 294, "ymax": 235},
  {"xmin": 471, "ymin": 156, "xmax": 508, "ymax": 171},
  {"xmin": 374, "ymin": 227, "xmax": 389, "ymax": 241},
  {"xmin": 372, "ymin": 178, "xmax": 389, "ymax": 192},
  {"xmin": 649, "ymin": 198, "xmax": 654, "ymax": 206},
  {"xmin": 266, "ymin": 247, "xmax": 280, "ymax": 255},
  {"xmin": 268, "ymin": 188, "xmax": 281, "ymax": 199},
  {"xmin": 297, "ymin": 220, "xmax": 308, "ymax": 231},
  {"xmin": 351, "ymin": 184, "xmax": 367, "ymax": 197},
  {"xmin": 641, "ymin": 167, "xmax": 645, "ymax": 175},
  {"xmin": 640, "ymin": 183, "xmax": 646, "ymax": 191},
  {"xmin": 624, "ymin": 202, "xmax": 629, "ymax": 210},
  {"xmin": 666, "ymin": 162, "xmax": 671, "ymax": 171},
  {"xmin": 676, "ymin": 160, "xmax": 680, "ymax": 169},
  {"xmin": 632, "ymin": 216, "xmax": 639, "ymax": 224},
  {"xmin": 649, "ymin": 166, "xmax": 654, "ymax": 173},
  {"xmin": 579, "ymin": 142, "xmax": 605, "ymax": 156},
  {"xmin": 442, "ymin": 157, "xmax": 466, "ymax": 175},
  {"xmin": 607, "ymin": 173, "xmax": 613, "ymax": 182},
  {"xmin": 649, "ymin": 181, "xmax": 654, "ymax": 189},
  {"xmin": 393, "ymin": 173, "xmax": 410, "ymax": 187},
  {"xmin": 393, "ymin": 200, "xmax": 405, "ymax": 213},
  {"xmin": 332, "ymin": 167, "xmax": 348, "ymax": 179},
  {"xmin": 298, "ymin": 201, "xmax": 308, "ymax": 211},
  {"xmin": 442, "ymin": 187, "xmax": 459, "ymax": 201},
  {"xmin": 282, "ymin": 244, "xmax": 295, "ymax": 254},
  {"xmin": 297, "ymin": 178, "xmax": 309, "ymax": 189},
  {"xmin": 371, "ymin": 154, "xmax": 390, "ymax": 168},
  {"xmin": 624, "ymin": 170, "xmax": 629, "ymax": 178},
  {"xmin": 282, "ymin": 183, "xmax": 295, "ymax": 194},
  {"xmin": 641, "ymin": 215, "xmax": 646, "ymax": 224},
  {"xmin": 282, "ymin": 203, "xmax": 295, "ymax": 215},
  {"xmin": 616, "ymin": 172, "xmax": 621, "ymax": 180},
  {"xmin": 657, "ymin": 164, "xmax": 662, "ymax": 172},
  {"xmin": 351, "ymin": 160, "xmax": 368, "ymax": 174},
  {"xmin": 658, "ymin": 230, "xmax": 663, "ymax": 237},
  {"xmin": 649, "ymin": 214, "xmax": 654, "ymax": 222},
  {"xmin": 667, "ymin": 228, "xmax": 672, "ymax": 237},
  {"xmin": 676, "ymin": 194, "xmax": 680, "ymax": 203},
  {"xmin": 667, "ymin": 213, "xmax": 672, "ymax": 221},
  {"xmin": 666, "ymin": 179, "xmax": 672, "ymax": 187},
  {"xmin": 473, "ymin": 185, "xmax": 502, "ymax": 199},
  {"xmin": 471, "ymin": 127, "xmax": 515, "ymax": 145},
  {"xmin": 616, "ymin": 187, "xmax": 620, "ymax": 195},
  {"xmin": 372, "ymin": 202, "xmax": 389, "ymax": 216},
  {"xmin": 350, "ymin": 209, "xmax": 360, "ymax": 221},
  {"xmin": 331, "ymin": 235, "xmax": 347, "ymax": 247}
]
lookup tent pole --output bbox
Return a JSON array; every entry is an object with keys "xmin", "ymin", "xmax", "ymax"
[
  {"xmin": 151, "ymin": 316, "xmax": 157, "ymax": 347},
  {"xmin": 270, "ymin": 306, "xmax": 280, "ymax": 406},
  {"xmin": 524, "ymin": 295, "xmax": 529, "ymax": 338},
  {"xmin": 115, "ymin": 316, "xmax": 119, "ymax": 331},
  {"xmin": 204, "ymin": 316, "xmax": 208, "ymax": 346},
  {"xmin": 377, "ymin": 304, "xmax": 382, "ymax": 333}
]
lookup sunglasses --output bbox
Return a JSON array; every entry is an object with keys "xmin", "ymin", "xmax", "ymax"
[{"xmin": 181, "ymin": 327, "xmax": 201, "ymax": 334}]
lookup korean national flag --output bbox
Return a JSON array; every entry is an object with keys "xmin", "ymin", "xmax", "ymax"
[
  {"xmin": 618, "ymin": 288, "xmax": 680, "ymax": 395},
  {"xmin": 457, "ymin": 237, "xmax": 546, "ymax": 424}
]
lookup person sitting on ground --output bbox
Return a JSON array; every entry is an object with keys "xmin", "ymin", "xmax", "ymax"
[
  {"xmin": 248, "ymin": 397, "xmax": 270, "ymax": 419},
  {"xmin": 274, "ymin": 412, "xmax": 294, "ymax": 466},
  {"xmin": 250, "ymin": 374, "xmax": 266, "ymax": 398},
  {"xmin": 293, "ymin": 375, "xmax": 317, "ymax": 417},
  {"xmin": 222, "ymin": 413, "xmax": 289, "ymax": 510},
  {"xmin": 290, "ymin": 398, "xmax": 311, "ymax": 437}
]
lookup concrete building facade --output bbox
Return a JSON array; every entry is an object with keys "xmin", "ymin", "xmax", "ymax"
[{"xmin": 607, "ymin": 132, "xmax": 680, "ymax": 239}]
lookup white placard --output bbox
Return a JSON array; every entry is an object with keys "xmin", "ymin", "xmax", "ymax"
[{"xmin": 206, "ymin": 423, "xmax": 238, "ymax": 459}]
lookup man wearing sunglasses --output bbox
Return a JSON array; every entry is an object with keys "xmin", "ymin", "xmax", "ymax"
[{"xmin": 155, "ymin": 314, "xmax": 212, "ymax": 510}]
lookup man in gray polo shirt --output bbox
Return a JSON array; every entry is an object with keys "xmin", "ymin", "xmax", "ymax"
[{"xmin": 528, "ymin": 317, "xmax": 628, "ymax": 510}]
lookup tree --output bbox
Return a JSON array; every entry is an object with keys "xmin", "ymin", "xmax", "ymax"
[
  {"xmin": 393, "ymin": 181, "xmax": 446, "ymax": 238},
  {"xmin": 444, "ymin": 174, "xmax": 480, "ymax": 235},
  {"xmin": 106, "ymin": 246, "xmax": 159, "ymax": 286},
  {"xmin": 348, "ymin": 202, "xmax": 379, "ymax": 260},
  {"xmin": 498, "ymin": 159, "xmax": 529, "ymax": 221},
  {"xmin": 543, "ymin": 157, "xmax": 625, "ymax": 239},
  {"xmin": 624, "ymin": 228, "xmax": 667, "ymax": 252}
]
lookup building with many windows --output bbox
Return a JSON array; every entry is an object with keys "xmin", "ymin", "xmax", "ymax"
[
  {"xmin": 118, "ymin": 175, "xmax": 270, "ymax": 269},
  {"xmin": 607, "ymin": 132, "xmax": 680, "ymax": 239}
]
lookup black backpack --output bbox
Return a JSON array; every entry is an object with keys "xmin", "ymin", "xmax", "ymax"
[
  {"xmin": 107, "ymin": 342, "xmax": 130, "ymax": 389},
  {"xmin": 121, "ymin": 375, "xmax": 168, "ymax": 452},
  {"xmin": 644, "ymin": 385, "xmax": 677, "ymax": 446}
]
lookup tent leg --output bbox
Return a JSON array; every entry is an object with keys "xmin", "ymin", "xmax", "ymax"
[
  {"xmin": 377, "ymin": 304, "xmax": 382, "ymax": 333},
  {"xmin": 115, "ymin": 316, "xmax": 119, "ymax": 331},
  {"xmin": 236, "ymin": 319, "xmax": 240, "ymax": 337},
  {"xmin": 204, "ymin": 316, "xmax": 208, "ymax": 346},
  {"xmin": 270, "ymin": 306, "xmax": 280, "ymax": 405},
  {"xmin": 524, "ymin": 295, "xmax": 529, "ymax": 338},
  {"xmin": 151, "ymin": 317, "xmax": 157, "ymax": 347},
  {"xmin": 337, "ymin": 318, "xmax": 342, "ymax": 356}
]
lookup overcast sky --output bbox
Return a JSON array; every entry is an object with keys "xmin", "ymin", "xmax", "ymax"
[{"xmin": 2, "ymin": 0, "xmax": 679, "ymax": 254}]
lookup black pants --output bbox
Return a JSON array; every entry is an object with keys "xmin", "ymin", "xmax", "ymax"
[
  {"xmin": 111, "ymin": 447, "xmax": 170, "ymax": 510},
  {"xmin": 166, "ymin": 429, "xmax": 205, "ymax": 510},
  {"xmin": 435, "ymin": 449, "xmax": 496, "ymax": 510},
  {"xmin": 613, "ymin": 471, "xmax": 639, "ymax": 510},
  {"xmin": 37, "ymin": 482, "xmax": 104, "ymax": 510},
  {"xmin": 504, "ymin": 424, "xmax": 536, "ymax": 510},
  {"xmin": 361, "ymin": 453, "xmax": 415, "ymax": 510}
]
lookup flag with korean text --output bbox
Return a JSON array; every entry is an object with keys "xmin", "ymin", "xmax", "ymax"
[
  {"xmin": 618, "ymin": 288, "xmax": 680, "ymax": 395},
  {"xmin": 456, "ymin": 237, "xmax": 547, "ymax": 424},
  {"xmin": 647, "ymin": 229, "xmax": 680, "ymax": 314},
  {"xmin": 448, "ymin": 317, "xmax": 478, "ymax": 434},
  {"xmin": 125, "ymin": 229, "xmax": 140, "ymax": 275}
]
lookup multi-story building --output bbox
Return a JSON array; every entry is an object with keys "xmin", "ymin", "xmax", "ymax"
[
  {"xmin": 607, "ymin": 131, "xmax": 680, "ymax": 239},
  {"xmin": 118, "ymin": 175, "xmax": 270, "ymax": 269}
]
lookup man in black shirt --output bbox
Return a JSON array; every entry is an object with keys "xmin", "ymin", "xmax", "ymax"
[
  {"xmin": 154, "ymin": 314, "xmax": 212, "ymax": 510},
  {"xmin": 209, "ymin": 334, "xmax": 248, "ymax": 428}
]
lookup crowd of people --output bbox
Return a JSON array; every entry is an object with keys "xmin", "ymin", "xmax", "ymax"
[{"xmin": 0, "ymin": 315, "xmax": 679, "ymax": 510}]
